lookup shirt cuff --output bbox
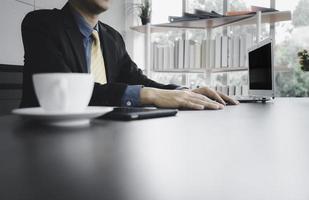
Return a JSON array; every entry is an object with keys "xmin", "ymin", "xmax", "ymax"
[
  {"xmin": 121, "ymin": 85, "xmax": 143, "ymax": 107},
  {"xmin": 176, "ymin": 86, "xmax": 189, "ymax": 90}
]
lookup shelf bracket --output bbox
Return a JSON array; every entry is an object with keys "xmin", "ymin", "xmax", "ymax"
[
  {"xmin": 256, "ymin": 11, "xmax": 262, "ymax": 43},
  {"xmin": 145, "ymin": 23, "xmax": 151, "ymax": 77},
  {"xmin": 205, "ymin": 28, "xmax": 212, "ymax": 86}
]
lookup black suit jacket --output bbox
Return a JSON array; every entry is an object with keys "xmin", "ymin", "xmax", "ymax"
[{"xmin": 20, "ymin": 3, "xmax": 178, "ymax": 108}]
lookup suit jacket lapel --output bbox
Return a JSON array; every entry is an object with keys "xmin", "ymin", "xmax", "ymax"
[
  {"xmin": 98, "ymin": 23, "xmax": 114, "ymax": 83},
  {"xmin": 62, "ymin": 3, "xmax": 87, "ymax": 73},
  {"xmin": 65, "ymin": 29, "xmax": 87, "ymax": 73}
]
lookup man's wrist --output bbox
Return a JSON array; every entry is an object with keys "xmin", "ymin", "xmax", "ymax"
[{"xmin": 140, "ymin": 87, "xmax": 157, "ymax": 105}]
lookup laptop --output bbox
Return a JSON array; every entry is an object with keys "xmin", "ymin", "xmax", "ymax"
[{"xmin": 235, "ymin": 38, "xmax": 275, "ymax": 103}]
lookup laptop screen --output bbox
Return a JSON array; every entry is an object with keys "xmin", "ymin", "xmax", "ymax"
[{"xmin": 249, "ymin": 42, "xmax": 272, "ymax": 90}]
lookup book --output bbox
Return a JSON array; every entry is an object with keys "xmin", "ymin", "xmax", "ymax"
[
  {"xmin": 153, "ymin": 42, "xmax": 158, "ymax": 70},
  {"xmin": 232, "ymin": 36, "xmax": 240, "ymax": 68},
  {"xmin": 163, "ymin": 46, "xmax": 168, "ymax": 70},
  {"xmin": 222, "ymin": 86, "xmax": 229, "ymax": 95},
  {"xmin": 174, "ymin": 40, "xmax": 178, "ymax": 69},
  {"xmin": 168, "ymin": 44, "xmax": 175, "ymax": 69},
  {"xmin": 178, "ymin": 39, "xmax": 184, "ymax": 69},
  {"xmin": 184, "ymin": 40, "xmax": 190, "ymax": 69},
  {"xmin": 215, "ymin": 35, "xmax": 222, "ymax": 69},
  {"xmin": 221, "ymin": 36, "xmax": 228, "ymax": 68},
  {"xmin": 239, "ymin": 35, "xmax": 246, "ymax": 68},
  {"xmin": 228, "ymin": 85, "xmax": 236, "ymax": 96},
  {"xmin": 151, "ymin": 42, "xmax": 154, "ymax": 70},
  {"xmin": 209, "ymin": 39, "xmax": 216, "ymax": 69},
  {"xmin": 235, "ymin": 85, "xmax": 242, "ymax": 96},
  {"xmin": 194, "ymin": 42, "xmax": 201, "ymax": 69},
  {"xmin": 158, "ymin": 46, "xmax": 164, "ymax": 70},
  {"xmin": 201, "ymin": 40, "xmax": 207, "ymax": 68},
  {"xmin": 240, "ymin": 34, "xmax": 254, "ymax": 68},
  {"xmin": 228, "ymin": 36, "xmax": 233, "ymax": 68},
  {"xmin": 189, "ymin": 40, "xmax": 195, "ymax": 69}
]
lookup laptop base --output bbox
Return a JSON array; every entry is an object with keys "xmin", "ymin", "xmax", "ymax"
[{"xmin": 233, "ymin": 96, "xmax": 274, "ymax": 103}]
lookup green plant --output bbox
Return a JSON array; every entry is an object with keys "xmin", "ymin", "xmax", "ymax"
[
  {"xmin": 275, "ymin": 67, "xmax": 309, "ymax": 97},
  {"xmin": 297, "ymin": 49, "xmax": 309, "ymax": 71},
  {"xmin": 127, "ymin": 0, "xmax": 152, "ymax": 25},
  {"xmin": 137, "ymin": 0, "xmax": 151, "ymax": 19}
]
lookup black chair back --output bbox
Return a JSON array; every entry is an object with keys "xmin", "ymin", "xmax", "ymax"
[{"xmin": 0, "ymin": 64, "xmax": 23, "ymax": 116}]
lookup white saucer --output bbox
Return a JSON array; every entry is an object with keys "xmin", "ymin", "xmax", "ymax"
[{"xmin": 12, "ymin": 107, "xmax": 113, "ymax": 127}]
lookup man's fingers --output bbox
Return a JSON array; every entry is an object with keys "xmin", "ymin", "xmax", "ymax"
[
  {"xmin": 192, "ymin": 87, "xmax": 240, "ymax": 106},
  {"xmin": 217, "ymin": 91, "xmax": 240, "ymax": 105},
  {"xmin": 193, "ymin": 88, "xmax": 226, "ymax": 105},
  {"xmin": 184, "ymin": 94, "xmax": 224, "ymax": 110},
  {"xmin": 190, "ymin": 91, "xmax": 225, "ymax": 109},
  {"xmin": 181, "ymin": 100, "xmax": 205, "ymax": 110},
  {"xmin": 209, "ymin": 90, "xmax": 226, "ymax": 105}
]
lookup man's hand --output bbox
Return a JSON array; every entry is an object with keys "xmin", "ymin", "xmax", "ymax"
[
  {"xmin": 192, "ymin": 87, "xmax": 239, "ymax": 106},
  {"xmin": 140, "ymin": 87, "xmax": 239, "ymax": 110},
  {"xmin": 140, "ymin": 87, "xmax": 229, "ymax": 110}
]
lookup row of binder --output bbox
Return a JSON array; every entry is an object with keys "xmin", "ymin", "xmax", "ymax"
[{"xmin": 151, "ymin": 34, "xmax": 254, "ymax": 71}]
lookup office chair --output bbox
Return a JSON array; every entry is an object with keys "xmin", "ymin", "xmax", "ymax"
[{"xmin": 0, "ymin": 64, "xmax": 23, "ymax": 116}]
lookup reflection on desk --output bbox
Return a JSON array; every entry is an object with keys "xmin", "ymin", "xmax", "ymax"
[{"xmin": 0, "ymin": 98, "xmax": 309, "ymax": 200}]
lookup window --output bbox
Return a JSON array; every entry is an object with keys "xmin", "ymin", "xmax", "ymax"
[
  {"xmin": 152, "ymin": 0, "xmax": 182, "ymax": 24},
  {"xmin": 228, "ymin": 0, "xmax": 270, "ymax": 11},
  {"xmin": 186, "ymin": 0, "xmax": 223, "ymax": 13},
  {"xmin": 275, "ymin": 0, "xmax": 309, "ymax": 97}
]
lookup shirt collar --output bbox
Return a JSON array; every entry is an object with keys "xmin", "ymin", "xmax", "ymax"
[{"xmin": 71, "ymin": 5, "xmax": 99, "ymax": 38}]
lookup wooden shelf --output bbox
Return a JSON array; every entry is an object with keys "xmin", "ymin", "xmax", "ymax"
[
  {"xmin": 210, "ymin": 67, "xmax": 248, "ymax": 73},
  {"xmin": 152, "ymin": 67, "xmax": 248, "ymax": 74},
  {"xmin": 231, "ymin": 11, "xmax": 291, "ymax": 26},
  {"xmin": 131, "ymin": 11, "xmax": 291, "ymax": 33},
  {"xmin": 152, "ymin": 69, "xmax": 205, "ymax": 73},
  {"xmin": 131, "ymin": 26, "xmax": 181, "ymax": 34}
]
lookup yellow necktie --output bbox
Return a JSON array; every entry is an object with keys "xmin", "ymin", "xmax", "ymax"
[{"xmin": 90, "ymin": 30, "xmax": 107, "ymax": 85}]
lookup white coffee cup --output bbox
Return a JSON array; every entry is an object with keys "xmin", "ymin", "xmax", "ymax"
[{"xmin": 33, "ymin": 73, "xmax": 94, "ymax": 113}]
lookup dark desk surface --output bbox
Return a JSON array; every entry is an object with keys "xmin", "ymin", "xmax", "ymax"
[{"xmin": 1, "ymin": 98, "xmax": 309, "ymax": 200}]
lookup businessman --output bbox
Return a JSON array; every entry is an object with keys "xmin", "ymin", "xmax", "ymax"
[{"xmin": 21, "ymin": 0, "xmax": 239, "ymax": 110}]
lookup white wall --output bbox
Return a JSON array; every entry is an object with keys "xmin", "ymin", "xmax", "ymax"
[
  {"xmin": 100, "ymin": 0, "xmax": 125, "ymax": 35},
  {"xmin": 0, "ymin": 0, "xmax": 126, "ymax": 66},
  {"xmin": 0, "ymin": 0, "xmax": 33, "ymax": 65},
  {"xmin": 124, "ymin": 0, "xmax": 147, "ymax": 70}
]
